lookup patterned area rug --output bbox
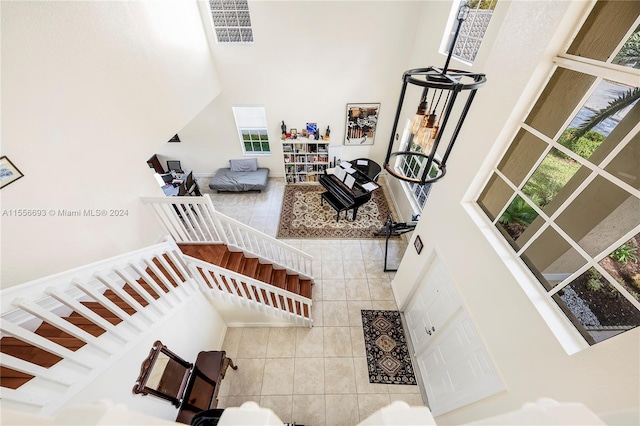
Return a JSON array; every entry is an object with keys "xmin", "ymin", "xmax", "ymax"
[
  {"xmin": 361, "ymin": 310, "xmax": 417, "ymax": 385},
  {"xmin": 276, "ymin": 184, "xmax": 393, "ymax": 239}
]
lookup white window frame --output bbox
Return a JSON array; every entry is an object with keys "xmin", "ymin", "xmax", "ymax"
[
  {"xmin": 465, "ymin": 6, "xmax": 640, "ymax": 354},
  {"xmin": 209, "ymin": 0, "xmax": 254, "ymax": 44},
  {"xmin": 232, "ymin": 106, "xmax": 271, "ymax": 156},
  {"xmin": 393, "ymin": 119, "xmax": 433, "ymax": 212},
  {"xmin": 440, "ymin": 0, "xmax": 498, "ymax": 65}
]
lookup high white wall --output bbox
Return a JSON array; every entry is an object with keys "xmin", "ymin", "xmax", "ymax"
[
  {"xmin": 392, "ymin": 1, "xmax": 640, "ymax": 424},
  {"xmin": 0, "ymin": 1, "xmax": 221, "ymax": 288},
  {"xmin": 156, "ymin": 1, "xmax": 422, "ymax": 177}
]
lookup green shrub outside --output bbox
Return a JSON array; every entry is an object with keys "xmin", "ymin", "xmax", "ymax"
[{"xmin": 558, "ymin": 128, "xmax": 605, "ymax": 159}]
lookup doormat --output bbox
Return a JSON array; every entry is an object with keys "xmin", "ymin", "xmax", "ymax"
[
  {"xmin": 276, "ymin": 184, "xmax": 394, "ymax": 239},
  {"xmin": 361, "ymin": 310, "xmax": 417, "ymax": 385}
]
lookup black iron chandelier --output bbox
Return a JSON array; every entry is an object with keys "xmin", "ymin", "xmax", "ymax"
[{"xmin": 383, "ymin": 3, "xmax": 487, "ymax": 185}]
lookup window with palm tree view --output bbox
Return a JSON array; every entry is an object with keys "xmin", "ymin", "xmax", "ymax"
[{"xmin": 477, "ymin": 1, "xmax": 640, "ymax": 346}]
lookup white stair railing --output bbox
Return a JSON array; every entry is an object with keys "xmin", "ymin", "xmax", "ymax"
[
  {"xmin": 0, "ymin": 241, "xmax": 196, "ymax": 416},
  {"xmin": 141, "ymin": 194, "xmax": 314, "ymax": 279},
  {"xmin": 185, "ymin": 255, "xmax": 313, "ymax": 328}
]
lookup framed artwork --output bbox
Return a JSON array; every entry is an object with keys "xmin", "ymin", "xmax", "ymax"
[
  {"xmin": 414, "ymin": 235, "xmax": 423, "ymax": 254},
  {"xmin": 344, "ymin": 103, "xmax": 380, "ymax": 146},
  {"xmin": 0, "ymin": 156, "xmax": 24, "ymax": 189}
]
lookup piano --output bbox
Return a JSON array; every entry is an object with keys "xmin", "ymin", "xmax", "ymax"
[{"xmin": 318, "ymin": 159, "xmax": 380, "ymax": 221}]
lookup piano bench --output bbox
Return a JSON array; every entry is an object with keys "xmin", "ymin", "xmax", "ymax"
[{"xmin": 321, "ymin": 191, "xmax": 353, "ymax": 222}]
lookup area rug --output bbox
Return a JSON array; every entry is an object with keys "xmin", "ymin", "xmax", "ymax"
[
  {"xmin": 361, "ymin": 310, "xmax": 417, "ymax": 385},
  {"xmin": 276, "ymin": 184, "xmax": 394, "ymax": 239}
]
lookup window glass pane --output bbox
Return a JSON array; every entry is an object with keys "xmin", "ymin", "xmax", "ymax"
[
  {"xmin": 519, "ymin": 226, "xmax": 586, "ymax": 291},
  {"xmin": 613, "ymin": 25, "xmax": 640, "ymax": 70},
  {"xmin": 241, "ymin": 130, "xmax": 251, "ymax": 141},
  {"xmin": 497, "ymin": 195, "xmax": 540, "ymax": 248},
  {"xmin": 525, "ymin": 69, "xmax": 596, "ymax": 139},
  {"xmin": 497, "ymin": 129, "xmax": 547, "ymax": 187},
  {"xmin": 554, "ymin": 268, "xmax": 640, "ymax": 344},
  {"xmin": 598, "ymin": 232, "xmax": 640, "ymax": 302},
  {"xmin": 556, "ymin": 176, "xmax": 640, "ymax": 257},
  {"xmin": 244, "ymin": 142, "xmax": 252, "ymax": 151},
  {"xmin": 604, "ymin": 130, "xmax": 640, "ymax": 191},
  {"xmin": 559, "ymin": 80, "xmax": 639, "ymax": 161},
  {"xmin": 261, "ymin": 142, "xmax": 270, "ymax": 152},
  {"xmin": 521, "ymin": 148, "xmax": 583, "ymax": 213},
  {"xmin": 567, "ymin": 1, "xmax": 640, "ymax": 63},
  {"xmin": 477, "ymin": 173, "xmax": 513, "ymax": 221}
]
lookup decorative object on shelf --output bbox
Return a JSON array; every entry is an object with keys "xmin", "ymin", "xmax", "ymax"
[
  {"xmin": 281, "ymin": 120, "xmax": 287, "ymax": 135},
  {"xmin": 345, "ymin": 103, "xmax": 380, "ymax": 146},
  {"xmin": 290, "ymin": 128, "xmax": 297, "ymax": 139},
  {"xmin": 0, "ymin": 156, "xmax": 24, "ymax": 189},
  {"xmin": 325, "ymin": 125, "xmax": 331, "ymax": 139},
  {"xmin": 383, "ymin": 2, "xmax": 486, "ymax": 185},
  {"xmin": 168, "ymin": 134, "xmax": 181, "ymax": 143}
]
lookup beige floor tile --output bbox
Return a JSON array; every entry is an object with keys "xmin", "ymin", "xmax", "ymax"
[
  {"xmin": 350, "ymin": 327, "xmax": 367, "ymax": 358},
  {"xmin": 225, "ymin": 358, "xmax": 265, "ymax": 396},
  {"xmin": 218, "ymin": 395, "xmax": 261, "ymax": 408},
  {"xmin": 322, "ymin": 301, "xmax": 349, "ymax": 327},
  {"xmin": 312, "ymin": 300, "xmax": 324, "ymax": 327},
  {"xmin": 357, "ymin": 393, "xmax": 392, "ymax": 421},
  {"xmin": 364, "ymin": 259, "xmax": 390, "ymax": 278},
  {"xmin": 343, "ymin": 260, "xmax": 368, "ymax": 279},
  {"xmin": 389, "ymin": 392, "xmax": 426, "ymax": 406},
  {"xmin": 345, "ymin": 278, "xmax": 371, "ymax": 300},
  {"xmin": 368, "ymin": 278, "xmax": 395, "ymax": 300},
  {"xmin": 261, "ymin": 358, "xmax": 295, "ymax": 395},
  {"xmin": 387, "ymin": 383, "xmax": 422, "ymax": 394},
  {"xmin": 341, "ymin": 242, "xmax": 363, "ymax": 261},
  {"xmin": 347, "ymin": 300, "xmax": 373, "ymax": 327},
  {"xmin": 353, "ymin": 356, "xmax": 389, "ymax": 394},
  {"xmin": 321, "ymin": 260, "xmax": 344, "ymax": 279},
  {"xmin": 260, "ymin": 395, "xmax": 293, "ymax": 423},
  {"xmin": 323, "ymin": 326, "xmax": 352, "ymax": 357},
  {"xmin": 293, "ymin": 394, "xmax": 326, "ymax": 426},
  {"xmin": 236, "ymin": 327, "xmax": 269, "ymax": 358},
  {"xmin": 371, "ymin": 300, "xmax": 398, "ymax": 311},
  {"xmin": 296, "ymin": 326, "xmax": 324, "ymax": 358},
  {"xmin": 312, "ymin": 260, "xmax": 323, "ymax": 280},
  {"xmin": 293, "ymin": 357, "xmax": 325, "ymax": 394},
  {"xmin": 321, "ymin": 242, "xmax": 343, "ymax": 261},
  {"xmin": 325, "ymin": 394, "xmax": 359, "ymax": 426},
  {"xmin": 312, "ymin": 279, "xmax": 323, "ymax": 301},
  {"xmin": 323, "ymin": 279, "xmax": 346, "ymax": 300},
  {"xmin": 266, "ymin": 328, "xmax": 297, "ymax": 358},
  {"xmin": 221, "ymin": 327, "xmax": 243, "ymax": 359},
  {"xmin": 324, "ymin": 358, "xmax": 356, "ymax": 394}
]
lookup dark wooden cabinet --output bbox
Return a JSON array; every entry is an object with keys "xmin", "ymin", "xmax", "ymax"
[{"xmin": 176, "ymin": 351, "xmax": 236, "ymax": 425}]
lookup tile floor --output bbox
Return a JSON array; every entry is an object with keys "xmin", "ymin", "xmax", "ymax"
[{"xmin": 200, "ymin": 177, "xmax": 425, "ymax": 426}]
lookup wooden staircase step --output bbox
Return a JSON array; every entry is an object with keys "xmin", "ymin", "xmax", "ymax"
[
  {"xmin": 122, "ymin": 284, "xmax": 150, "ymax": 307},
  {"xmin": 0, "ymin": 367, "xmax": 35, "ymax": 389},
  {"xmin": 33, "ymin": 323, "xmax": 67, "ymax": 338},
  {"xmin": 144, "ymin": 269, "xmax": 172, "ymax": 293},
  {"xmin": 242, "ymin": 258, "xmax": 259, "ymax": 278},
  {"xmin": 0, "ymin": 337, "xmax": 63, "ymax": 368},
  {"xmin": 225, "ymin": 252, "xmax": 245, "ymax": 273},
  {"xmin": 286, "ymin": 275, "xmax": 300, "ymax": 294},
  {"xmin": 257, "ymin": 264, "xmax": 273, "ymax": 284},
  {"xmin": 136, "ymin": 277, "xmax": 162, "ymax": 299},
  {"xmin": 299, "ymin": 280, "xmax": 312, "ymax": 299},
  {"xmin": 80, "ymin": 302, "xmax": 123, "ymax": 325},
  {"xmin": 271, "ymin": 269, "xmax": 287, "ymax": 289},
  {"xmin": 152, "ymin": 257, "xmax": 178, "ymax": 288},
  {"xmin": 103, "ymin": 290, "xmax": 136, "ymax": 315},
  {"xmin": 63, "ymin": 317, "xmax": 107, "ymax": 337},
  {"xmin": 161, "ymin": 253, "xmax": 186, "ymax": 282}
]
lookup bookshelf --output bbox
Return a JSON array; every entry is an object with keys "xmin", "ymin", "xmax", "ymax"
[{"xmin": 282, "ymin": 138, "xmax": 330, "ymax": 183}]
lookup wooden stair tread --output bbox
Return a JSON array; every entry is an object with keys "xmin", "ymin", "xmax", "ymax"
[{"xmin": 0, "ymin": 337, "xmax": 63, "ymax": 368}]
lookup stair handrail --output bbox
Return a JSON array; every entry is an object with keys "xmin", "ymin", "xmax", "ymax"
[
  {"xmin": 184, "ymin": 255, "xmax": 313, "ymax": 327},
  {"xmin": 141, "ymin": 194, "xmax": 314, "ymax": 279}
]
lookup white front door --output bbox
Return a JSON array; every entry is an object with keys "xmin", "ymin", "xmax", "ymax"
[{"xmin": 404, "ymin": 255, "xmax": 504, "ymax": 416}]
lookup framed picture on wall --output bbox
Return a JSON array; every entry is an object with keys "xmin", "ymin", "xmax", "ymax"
[
  {"xmin": 0, "ymin": 156, "xmax": 24, "ymax": 189},
  {"xmin": 344, "ymin": 103, "xmax": 380, "ymax": 146}
]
